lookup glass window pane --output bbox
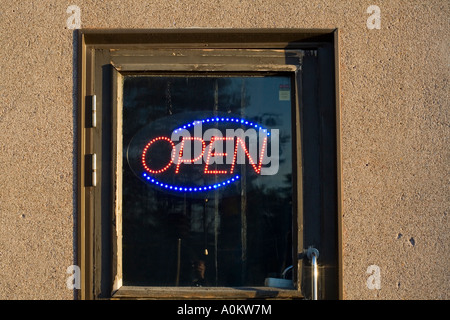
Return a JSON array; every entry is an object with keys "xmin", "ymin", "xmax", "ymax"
[{"xmin": 122, "ymin": 75, "xmax": 293, "ymax": 287}]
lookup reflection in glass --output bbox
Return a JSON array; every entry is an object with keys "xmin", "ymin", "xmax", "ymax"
[{"xmin": 122, "ymin": 75, "xmax": 293, "ymax": 287}]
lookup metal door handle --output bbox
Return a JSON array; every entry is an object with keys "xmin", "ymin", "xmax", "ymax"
[{"xmin": 306, "ymin": 247, "xmax": 319, "ymax": 300}]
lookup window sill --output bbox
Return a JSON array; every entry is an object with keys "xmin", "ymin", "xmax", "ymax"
[{"xmin": 111, "ymin": 286, "xmax": 304, "ymax": 300}]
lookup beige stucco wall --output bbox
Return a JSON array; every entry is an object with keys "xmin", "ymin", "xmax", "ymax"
[{"xmin": 0, "ymin": 0, "xmax": 448, "ymax": 299}]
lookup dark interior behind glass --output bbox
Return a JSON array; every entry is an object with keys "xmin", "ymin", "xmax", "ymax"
[{"xmin": 122, "ymin": 75, "xmax": 293, "ymax": 287}]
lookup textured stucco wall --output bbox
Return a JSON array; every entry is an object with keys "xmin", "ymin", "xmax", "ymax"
[{"xmin": 0, "ymin": 0, "xmax": 448, "ymax": 299}]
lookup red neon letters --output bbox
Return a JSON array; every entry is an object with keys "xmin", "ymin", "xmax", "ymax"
[
  {"xmin": 141, "ymin": 136, "xmax": 176, "ymax": 174},
  {"xmin": 174, "ymin": 137, "xmax": 206, "ymax": 174},
  {"xmin": 142, "ymin": 136, "xmax": 267, "ymax": 175},
  {"xmin": 204, "ymin": 136, "xmax": 233, "ymax": 174}
]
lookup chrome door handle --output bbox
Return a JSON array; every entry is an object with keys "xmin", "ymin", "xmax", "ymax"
[{"xmin": 306, "ymin": 247, "xmax": 319, "ymax": 300}]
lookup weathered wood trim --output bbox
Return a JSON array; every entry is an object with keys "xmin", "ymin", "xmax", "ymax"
[
  {"xmin": 111, "ymin": 67, "xmax": 124, "ymax": 294},
  {"xmin": 112, "ymin": 286, "xmax": 303, "ymax": 300}
]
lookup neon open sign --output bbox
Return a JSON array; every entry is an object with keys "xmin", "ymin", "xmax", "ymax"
[{"xmin": 127, "ymin": 112, "xmax": 279, "ymax": 197}]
